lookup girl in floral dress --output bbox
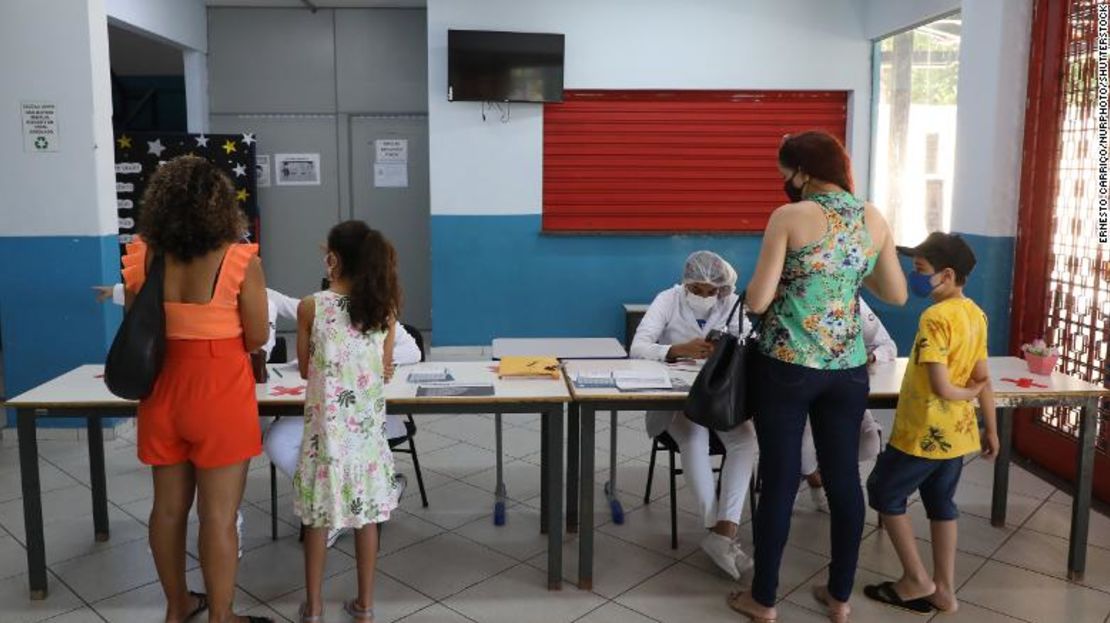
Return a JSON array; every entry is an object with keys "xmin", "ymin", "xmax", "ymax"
[{"xmin": 294, "ymin": 220, "xmax": 403, "ymax": 622}]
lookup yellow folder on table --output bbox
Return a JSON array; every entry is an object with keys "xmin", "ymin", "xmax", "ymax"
[{"xmin": 498, "ymin": 356, "xmax": 561, "ymax": 379}]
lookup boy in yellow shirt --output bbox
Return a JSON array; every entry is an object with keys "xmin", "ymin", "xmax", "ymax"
[{"xmin": 864, "ymin": 232, "xmax": 999, "ymax": 615}]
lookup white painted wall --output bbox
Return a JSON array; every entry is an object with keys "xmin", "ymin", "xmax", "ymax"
[
  {"xmin": 861, "ymin": 0, "xmax": 961, "ymax": 40},
  {"xmin": 0, "ymin": 0, "xmax": 117, "ymax": 237},
  {"xmin": 950, "ymin": 0, "xmax": 1032, "ymax": 237},
  {"xmin": 427, "ymin": 0, "xmax": 873, "ymax": 216},
  {"xmin": 106, "ymin": 0, "xmax": 207, "ymax": 52}
]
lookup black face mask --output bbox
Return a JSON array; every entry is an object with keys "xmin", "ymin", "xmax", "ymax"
[{"xmin": 783, "ymin": 171, "xmax": 804, "ymax": 202}]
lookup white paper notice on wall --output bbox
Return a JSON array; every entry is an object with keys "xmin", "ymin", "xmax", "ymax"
[
  {"xmin": 274, "ymin": 153, "xmax": 321, "ymax": 186},
  {"xmin": 374, "ymin": 163, "xmax": 408, "ymax": 188},
  {"xmin": 21, "ymin": 101, "xmax": 59, "ymax": 152},
  {"xmin": 256, "ymin": 154, "xmax": 271, "ymax": 188},
  {"xmin": 375, "ymin": 139, "xmax": 407, "ymax": 163}
]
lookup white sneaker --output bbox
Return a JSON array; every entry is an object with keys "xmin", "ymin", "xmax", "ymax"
[
  {"xmin": 325, "ymin": 526, "xmax": 349, "ymax": 548},
  {"xmin": 731, "ymin": 542, "xmax": 754, "ymax": 577},
  {"xmin": 808, "ymin": 486, "xmax": 830, "ymax": 514},
  {"xmin": 392, "ymin": 473, "xmax": 408, "ymax": 506},
  {"xmin": 235, "ymin": 511, "xmax": 244, "ymax": 559},
  {"xmin": 701, "ymin": 532, "xmax": 741, "ymax": 580}
]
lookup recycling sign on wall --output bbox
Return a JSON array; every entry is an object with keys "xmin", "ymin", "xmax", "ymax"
[{"xmin": 21, "ymin": 101, "xmax": 58, "ymax": 153}]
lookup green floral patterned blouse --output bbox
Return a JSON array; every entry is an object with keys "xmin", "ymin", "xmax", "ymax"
[{"xmin": 757, "ymin": 191, "xmax": 878, "ymax": 370}]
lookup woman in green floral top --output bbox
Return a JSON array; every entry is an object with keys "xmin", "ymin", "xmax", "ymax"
[{"xmin": 728, "ymin": 132, "xmax": 907, "ymax": 623}]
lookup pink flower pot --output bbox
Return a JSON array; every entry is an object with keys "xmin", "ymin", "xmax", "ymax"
[{"xmin": 1025, "ymin": 352, "xmax": 1058, "ymax": 376}]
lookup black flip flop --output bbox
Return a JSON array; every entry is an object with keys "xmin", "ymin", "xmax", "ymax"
[
  {"xmin": 184, "ymin": 591, "xmax": 208, "ymax": 622},
  {"xmin": 863, "ymin": 582, "xmax": 936, "ymax": 616}
]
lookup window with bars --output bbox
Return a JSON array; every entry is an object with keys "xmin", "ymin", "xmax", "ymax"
[{"xmin": 1039, "ymin": 0, "xmax": 1107, "ymax": 454}]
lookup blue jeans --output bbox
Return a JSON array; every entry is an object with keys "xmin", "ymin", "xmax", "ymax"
[
  {"xmin": 868, "ymin": 446, "xmax": 964, "ymax": 521},
  {"xmin": 750, "ymin": 352, "xmax": 869, "ymax": 606}
]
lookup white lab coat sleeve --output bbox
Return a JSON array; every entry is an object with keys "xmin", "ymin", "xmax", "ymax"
[
  {"xmin": 267, "ymin": 288, "xmax": 301, "ymax": 321},
  {"xmin": 860, "ymin": 299, "xmax": 897, "ymax": 362},
  {"xmin": 112, "ymin": 283, "xmax": 125, "ymax": 306},
  {"xmin": 630, "ymin": 290, "xmax": 676, "ymax": 361},
  {"xmin": 393, "ymin": 322, "xmax": 422, "ymax": 365}
]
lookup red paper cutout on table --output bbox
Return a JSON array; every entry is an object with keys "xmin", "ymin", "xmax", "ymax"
[
  {"xmin": 1000, "ymin": 377, "xmax": 1048, "ymax": 389},
  {"xmin": 270, "ymin": 385, "xmax": 306, "ymax": 396}
]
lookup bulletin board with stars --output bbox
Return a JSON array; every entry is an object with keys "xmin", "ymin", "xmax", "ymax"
[{"xmin": 113, "ymin": 131, "xmax": 260, "ymax": 252}]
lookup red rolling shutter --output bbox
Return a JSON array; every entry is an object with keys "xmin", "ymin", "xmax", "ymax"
[{"xmin": 543, "ymin": 90, "xmax": 849, "ymax": 232}]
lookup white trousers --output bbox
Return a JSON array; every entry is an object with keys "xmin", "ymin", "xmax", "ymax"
[
  {"xmin": 265, "ymin": 415, "xmax": 406, "ymax": 478},
  {"xmin": 800, "ymin": 409, "xmax": 882, "ymax": 476},
  {"xmin": 665, "ymin": 415, "xmax": 758, "ymax": 529}
]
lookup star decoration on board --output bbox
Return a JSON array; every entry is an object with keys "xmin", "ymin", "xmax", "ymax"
[
  {"xmin": 116, "ymin": 135, "xmax": 132, "ymax": 149},
  {"xmin": 241, "ymin": 132, "xmax": 256, "ymax": 146},
  {"xmin": 235, "ymin": 188, "xmax": 249, "ymax": 202},
  {"xmin": 222, "ymin": 139, "xmax": 237, "ymax": 155},
  {"xmin": 147, "ymin": 139, "xmax": 165, "ymax": 157},
  {"xmin": 195, "ymin": 134, "xmax": 209, "ymax": 147},
  {"xmin": 232, "ymin": 163, "xmax": 247, "ymax": 177}
]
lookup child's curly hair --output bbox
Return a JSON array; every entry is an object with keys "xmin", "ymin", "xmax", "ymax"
[{"xmin": 138, "ymin": 155, "xmax": 246, "ymax": 261}]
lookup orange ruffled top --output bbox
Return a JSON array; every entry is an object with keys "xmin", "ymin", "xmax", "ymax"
[{"xmin": 121, "ymin": 237, "xmax": 258, "ymax": 340}]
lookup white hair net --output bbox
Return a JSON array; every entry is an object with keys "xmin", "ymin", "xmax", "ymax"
[{"xmin": 682, "ymin": 251, "xmax": 737, "ymax": 297}]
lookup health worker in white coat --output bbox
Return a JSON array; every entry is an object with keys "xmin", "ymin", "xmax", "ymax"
[{"xmin": 630, "ymin": 250, "xmax": 758, "ymax": 580}]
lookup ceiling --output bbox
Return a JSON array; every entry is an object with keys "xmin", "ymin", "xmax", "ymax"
[{"xmin": 204, "ymin": 0, "xmax": 426, "ymax": 7}]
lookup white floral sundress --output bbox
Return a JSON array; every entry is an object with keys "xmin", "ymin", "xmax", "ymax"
[{"xmin": 293, "ymin": 290, "xmax": 397, "ymax": 529}]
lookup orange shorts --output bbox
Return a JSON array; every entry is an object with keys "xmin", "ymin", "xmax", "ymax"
[{"xmin": 138, "ymin": 338, "xmax": 262, "ymax": 469}]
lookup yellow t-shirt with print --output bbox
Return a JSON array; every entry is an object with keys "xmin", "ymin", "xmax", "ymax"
[{"xmin": 890, "ymin": 297, "xmax": 988, "ymax": 459}]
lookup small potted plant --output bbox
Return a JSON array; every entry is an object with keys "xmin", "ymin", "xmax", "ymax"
[{"xmin": 1021, "ymin": 338, "xmax": 1059, "ymax": 375}]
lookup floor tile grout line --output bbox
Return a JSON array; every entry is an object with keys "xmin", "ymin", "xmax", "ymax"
[
  {"xmin": 571, "ymin": 597, "xmax": 663, "ymax": 623},
  {"xmin": 976, "ymin": 493, "xmax": 1110, "ymax": 593}
]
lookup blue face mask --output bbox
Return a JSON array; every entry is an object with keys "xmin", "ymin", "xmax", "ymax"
[{"xmin": 908, "ymin": 271, "xmax": 938, "ymax": 298}]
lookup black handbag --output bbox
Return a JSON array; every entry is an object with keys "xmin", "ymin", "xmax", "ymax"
[
  {"xmin": 105, "ymin": 253, "xmax": 166, "ymax": 399},
  {"xmin": 683, "ymin": 291, "xmax": 759, "ymax": 431}
]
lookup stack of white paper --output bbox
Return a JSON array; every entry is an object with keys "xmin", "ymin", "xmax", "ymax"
[
  {"xmin": 612, "ymin": 368, "xmax": 672, "ymax": 391},
  {"xmin": 406, "ymin": 367, "xmax": 453, "ymax": 383},
  {"xmin": 574, "ymin": 371, "xmax": 615, "ymax": 388}
]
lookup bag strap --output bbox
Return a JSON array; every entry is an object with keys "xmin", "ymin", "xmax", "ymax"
[
  {"xmin": 728, "ymin": 290, "xmax": 762, "ymax": 340},
  {"xmin": 725, "ymin": 290, "xmax": 744, "ymax": 327}
]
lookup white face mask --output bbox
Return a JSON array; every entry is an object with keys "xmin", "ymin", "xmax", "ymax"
[{"xmin": 685, "ymin": 290, "xmax": 718, "ymax": 317}]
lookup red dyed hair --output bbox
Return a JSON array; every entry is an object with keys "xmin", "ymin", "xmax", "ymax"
[{"xmin": 778, "ymin": 131, "xmax": 854, "ymax": 194}]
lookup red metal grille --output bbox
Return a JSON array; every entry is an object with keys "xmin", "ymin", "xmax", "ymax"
[
  {"xmin": 1039, "ymin": 0, "xmax": 1107, "ymax": 453},
  {"xmin": 542, "ymin": 90, "xmax": 848, "ymax": 232}
]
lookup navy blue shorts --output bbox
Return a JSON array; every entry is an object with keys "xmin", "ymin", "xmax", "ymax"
[{"xmin": 866, "ymin": 445, "xmax": 964, "ymax": 521}]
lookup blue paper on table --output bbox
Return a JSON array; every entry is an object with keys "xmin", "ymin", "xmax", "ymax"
[{"xmin": 416, "ymin": 384, "xmax": 494, "ymax": 397}]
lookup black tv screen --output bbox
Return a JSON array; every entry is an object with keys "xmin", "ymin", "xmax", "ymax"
[{"xmin": 448, "ymin": 30, "xmax": 565, "ymax": 103}]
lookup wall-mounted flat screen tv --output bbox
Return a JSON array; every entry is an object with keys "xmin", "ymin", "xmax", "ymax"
[{"xmin": 448, "ymin": 29, "xmax": 565, "ymax": 103}]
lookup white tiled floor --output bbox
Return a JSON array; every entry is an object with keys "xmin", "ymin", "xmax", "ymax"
[{"xmin": 1, "ymin": 413, "xmax": 1109, "ymax": 623}]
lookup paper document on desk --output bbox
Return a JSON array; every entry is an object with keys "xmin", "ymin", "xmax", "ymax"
[
  {"xmin": 613, "ymin": 369, "xmax": 672, "ymax": 391},
  {"xmin": 574, "ymin": 371, "xmax": 616, "ymax": 388},
  {"xmin": 416, "ymin": 384, "xmax": 494, "ymax": 397},
  {"xmin": 407, "ymin": 367, "xmax": 453, "ymax": 383}
]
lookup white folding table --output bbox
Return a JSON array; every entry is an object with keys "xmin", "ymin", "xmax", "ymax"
[
  {"xmin": 564, "ymin": 356, "xmax": 1108, "ymax": 590},
  {"xmin": 6, "ymin": 361, "xmax": 572, "ymax": 597},
  {"xmin": 490, "ymin": 337, "xmax": 627, "ymax": 530}
]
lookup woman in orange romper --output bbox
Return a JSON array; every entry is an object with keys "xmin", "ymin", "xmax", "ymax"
[{"xmin": 122, "ymin": 156, "xmax": 271, "ymax": 623}]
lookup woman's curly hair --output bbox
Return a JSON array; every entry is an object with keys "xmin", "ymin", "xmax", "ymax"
[{"xmin": 138, "ymin": 155, "xmax": 246, "ymax": 261}]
